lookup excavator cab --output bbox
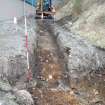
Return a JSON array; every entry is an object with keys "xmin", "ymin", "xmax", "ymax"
[{"xmin": 35, "ymin": 0, "xmax": 55, "ymax": 19}]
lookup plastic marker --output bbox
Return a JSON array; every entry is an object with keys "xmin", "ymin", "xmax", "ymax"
[{"xmin": 14, "ymin": 17, "xmax": 17, "ymax": 24}]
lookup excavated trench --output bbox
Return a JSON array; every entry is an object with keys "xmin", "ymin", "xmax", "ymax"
[
  {"xmin": 0, "ymin": 16, "xmax": 105, "ymax": 105},
  {"xmin": 27, "ymin": 20, "xmax": 80, "ymax": 105},
  {"xmin": 2, "ymin": 16, "xmax": 104, "ymax": 105}
]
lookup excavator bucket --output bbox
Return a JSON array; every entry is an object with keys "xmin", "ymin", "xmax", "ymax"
[{"xmin": 35, "ymin": 0, "xmax": 55, "ymax": 19}]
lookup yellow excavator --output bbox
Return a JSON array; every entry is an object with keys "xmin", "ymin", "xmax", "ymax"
[{"xmin": 35, "ymin": 0, "xmax": 55, "ymax": 19}]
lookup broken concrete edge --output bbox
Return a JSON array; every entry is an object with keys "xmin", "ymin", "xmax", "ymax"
[{"xmin": 0, "ymin": 79, "xmax": 34, "ymax": 105}]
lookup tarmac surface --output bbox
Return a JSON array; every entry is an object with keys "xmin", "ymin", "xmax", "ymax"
[{"xmin": 0, "ymin": 0, "xmax": 34, "ymax": 21}]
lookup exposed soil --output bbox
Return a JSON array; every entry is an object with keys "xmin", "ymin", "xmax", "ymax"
[{"xmin": 30, "ymin": 88, "xmax": 79, "ymax": 105}]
